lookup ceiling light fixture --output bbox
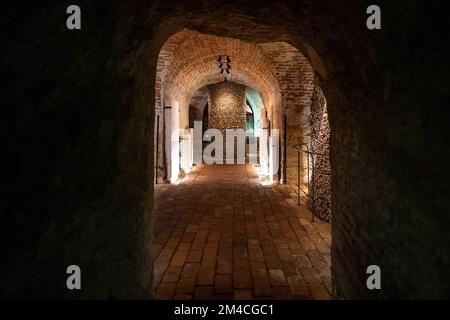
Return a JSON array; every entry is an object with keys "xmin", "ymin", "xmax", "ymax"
[{"xmin": 217, "ymin": 55, "xmax": 231, "ymax": 82}]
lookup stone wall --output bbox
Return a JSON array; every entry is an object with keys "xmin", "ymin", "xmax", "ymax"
[
  {"xmin": 154, "ymin": 29, "xmax": 280, "ymax": 182},
  {"xmin": 308, "ymin": 82, "xmax": 331, "ymax": 222},
  {"xmin": 154, "ymin": 105, "xmax": 166, "ymax": 184},
  {"xmin": 207, "ymin": 82, "xmax": 246, "ymax": 131},
  {"xmin": 188, "ymin": 105, "xmax": 202, "ymax": 128},
  {"xmin": 2, "ymin": 0, "xmax": 449, "ymax": 299},
  {"xmin": 259, "ymin": 43, "xmax": 314, "ymax": 184},
  {"xmin": 155, "ymin": 33, "xmax": 316, "ymax": 186},
  {"xmin": 207, "ymin": 82, "xmax": 246, "ymax": 163},
  {"xmin": 158, "ymin": 29, "xmax": 279, "ymax": 109}
]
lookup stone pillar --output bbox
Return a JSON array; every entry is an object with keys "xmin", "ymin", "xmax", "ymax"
[
  {"xmin": 178, "ymin": 99, "xmax": 193, "ymax": 173},
  {"xmin": 154, "ymin": 94, "xmax": 165, "ymax": 183},
  {"xmin": 259, "ymin": 114, "xmax": 269, "ymax": 174},
  {"xmin": 207, "ymin": 82, "xmax": 246, "ymax": 163}
]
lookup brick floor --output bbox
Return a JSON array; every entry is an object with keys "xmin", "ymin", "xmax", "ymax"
[{"xmin": 153, "ymin": 164, "xmax": 332, "ymax": 300}]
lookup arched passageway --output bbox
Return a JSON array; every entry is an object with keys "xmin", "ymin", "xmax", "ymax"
[
  {"xmin": 152, "ymin": 28, "xmax": 332, "ymax": 299},
  {"xmin": 2, "ymin": 1, "xmax": 449, "ymax": 300}
]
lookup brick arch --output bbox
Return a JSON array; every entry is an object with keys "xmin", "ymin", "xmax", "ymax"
[{"xmin": 157, "ymin": 29, "xmax": 280, "ymax": 116}]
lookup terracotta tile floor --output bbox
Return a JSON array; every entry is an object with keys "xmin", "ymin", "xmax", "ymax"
[{"xmin": 153, "ymin": 164, "xmax": 332, "ymax": 300}]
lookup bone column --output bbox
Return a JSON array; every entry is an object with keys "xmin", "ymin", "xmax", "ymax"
[{"xmin": 179, "ymin": 99, "xmax": 193, "ymax": 173}]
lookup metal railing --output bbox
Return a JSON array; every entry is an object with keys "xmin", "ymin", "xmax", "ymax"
[{"xmin": 292, "ymin": 143, "xmax": 328, "ymax": 222}]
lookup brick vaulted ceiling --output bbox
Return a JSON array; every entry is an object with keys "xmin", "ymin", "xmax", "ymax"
[{"xmin": 155, "ymin": 29, "xmax": 313, "ymax": 117}]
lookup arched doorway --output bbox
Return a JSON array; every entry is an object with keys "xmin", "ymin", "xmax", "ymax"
[{"xmin": 3, "ymin": 1, "xmax": 447, "ymax": 300}]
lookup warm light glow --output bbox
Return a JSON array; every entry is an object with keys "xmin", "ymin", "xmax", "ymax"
[
  {"xmin": 255, "ymin": 165, "xmax": 273, "ymax": 186},
  {"xmin": 217, "ymin": 93, "xmax": 235, "ymax": 111},
  {"xmin": 260, "ymin": 179, "xmax": 273, "ymax": 186}
]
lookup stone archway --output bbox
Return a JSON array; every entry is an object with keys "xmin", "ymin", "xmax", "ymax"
[{"xmin": 3, "ymin": 1, "xmax": 449, "ymax": 300}]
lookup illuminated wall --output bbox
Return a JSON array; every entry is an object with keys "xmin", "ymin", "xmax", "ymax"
[
  {"xmin": 207, "ymin": 81, "xmax": 246, "ymax": 131},
  {"xmin": 207, "ymin": 82, "xmax": 246, "ymax": 163},
  {"xmin": 308, "ymin": 83, "xmax": 331, "ymax": 222}
]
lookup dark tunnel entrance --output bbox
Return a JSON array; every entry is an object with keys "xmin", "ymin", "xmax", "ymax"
[{"xmin": 2, "ymin": 1, "xmax": 449, "ymax": 300}]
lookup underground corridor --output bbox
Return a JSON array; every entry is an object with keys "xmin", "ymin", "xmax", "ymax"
[
  {"xmin": 151, "ymin": 29, "xmax": 332, "ymax": 299},
  {"xmin": 2, "ymin": 1, "xmax": 450, "ymax": 301}
]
